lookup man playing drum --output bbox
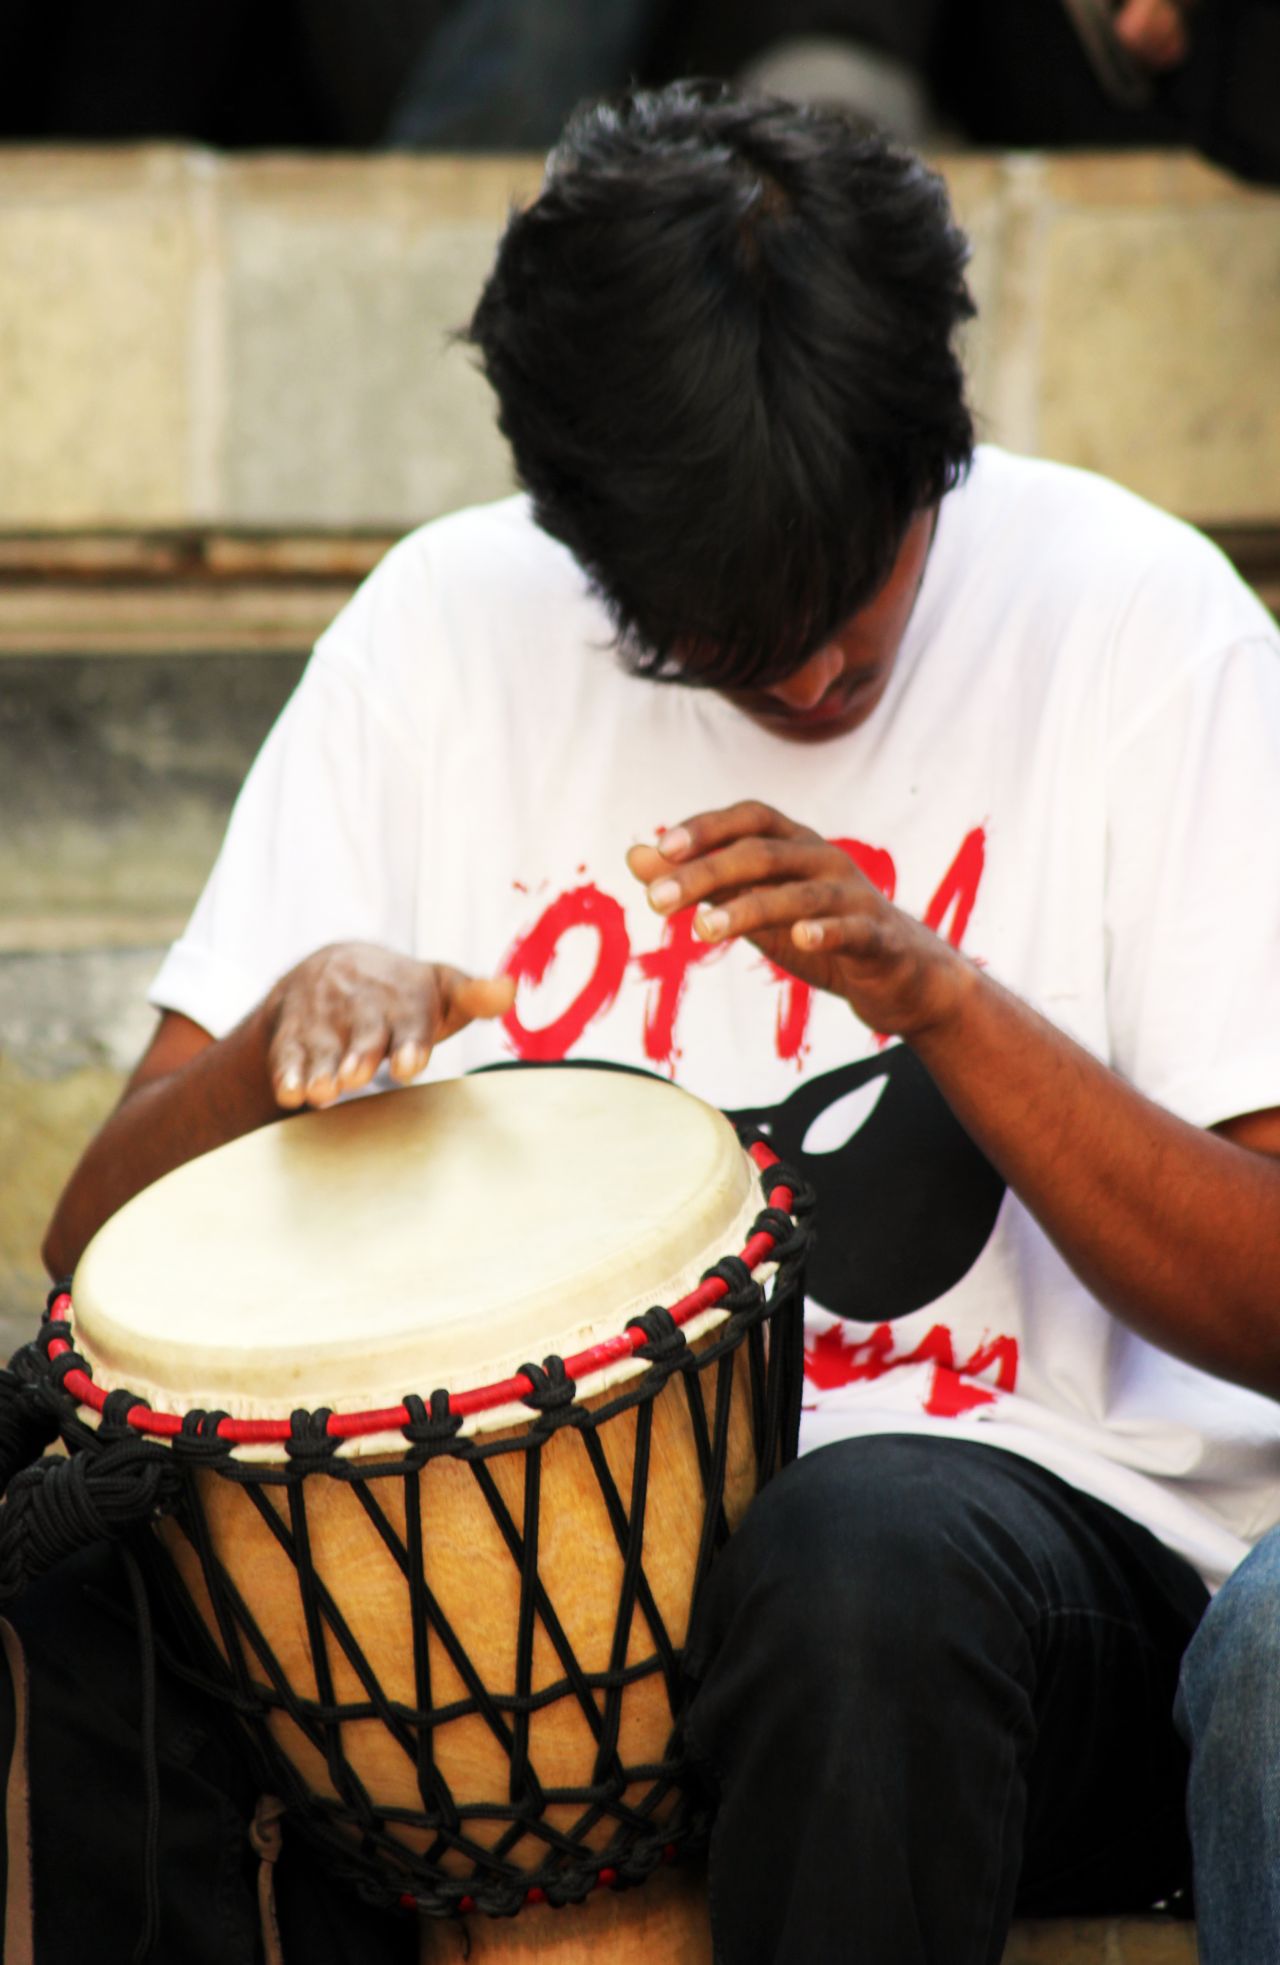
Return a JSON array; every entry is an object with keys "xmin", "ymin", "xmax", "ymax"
[{"xmin": 15, "ymin": 79, "xmax": 1280, "ymax": 1965}]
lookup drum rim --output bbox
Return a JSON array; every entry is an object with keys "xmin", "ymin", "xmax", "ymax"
[{"xmin": 43, "ymin": 1142, "xmax": 794, "ymax": 1449}]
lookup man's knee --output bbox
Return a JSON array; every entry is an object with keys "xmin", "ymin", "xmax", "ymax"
[
  {"xmin": 681, "ymin": 1433, "xmax": 1048, "ymax": 1833},
  {"xmin": 690, "ymin": 1434, "xmax": 1034, "ymax": 1690}
]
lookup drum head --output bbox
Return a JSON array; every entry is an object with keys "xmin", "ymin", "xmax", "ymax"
[{"xmin": 70, "ymin": 1067, "xmax": 760, "ymax": 1432}]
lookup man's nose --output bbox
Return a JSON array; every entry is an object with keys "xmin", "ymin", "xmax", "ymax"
[{"xmin": 767, "ymin": 643, "xmax": 844, "ymax": 710}]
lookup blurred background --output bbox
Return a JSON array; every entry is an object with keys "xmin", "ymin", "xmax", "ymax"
[
  {"xmin": 3, "ymin": 0, "xmax": 1279, "ymax": 166},
  {"xmin": 2, "ymin": 0, "xmax": 1279, "ymax": 1350}
]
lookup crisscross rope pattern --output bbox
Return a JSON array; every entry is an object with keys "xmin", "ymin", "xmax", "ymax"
[{"xmin": 0, "ymin": 1153, "xmax": 812, "ymax": 1920}]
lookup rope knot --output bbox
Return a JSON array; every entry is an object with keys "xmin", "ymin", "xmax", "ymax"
[
  {"xmin": 401, "ymin": 1389, "xmax": 463, "ymax": 1446},
  {"xmin": 543, "ymin": 1865, "xmax": 598, "ymax": 1908},
  {"xmin": 614, "ymin": 1835, "xmax": 668, "ymax": 1886},
  {"xmin": 750, "ymin": 1204, "xmax": 812, "ymax": 1267},
  {"xmin": 472, "ymin": 1873, "xmax": 528, "ymax": 1918},
  {"xmin": 45, "ymin": 1346, "xmax": 86, "ymax": 1396},
  {"xmin": 38, "ymin": 1306, "xmax": 73, "ymax": 1347},
  {"xmin": 518, "ymin": 1356, "xmax": 577, "ymax": 1416},
  {"xmin": 285, "ymin": 1408, "xmax": 339, "ymax": 1462},
  {"xmin": 100, "ymin": 1387, "xmax": 143, "ymax": 1440},
  {"xmin": 699, "ymin": 1254, "xmax": 760, "ymax": 1315},
  {"xmin": 172, "ymin": 1410, "xmax": 234, "ymax": 1463},
  {"xmin": 769, "ymin": 1161, "xmax": 815, "ymax": 1217},
  {"xmin": 625, "ymin": 1305, "xmax": 689, "ymax": 1363},
  {"xmin": 0, "ymin": 1436, "xmax": 181, "ymax": 1602}
]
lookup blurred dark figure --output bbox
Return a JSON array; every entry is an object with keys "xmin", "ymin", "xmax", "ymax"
[
  {"xmin": 0, "ymin": 0, "xmax": 433, "ymax": 146},
  {"xmin": 0, "ymin": 0, "xmax": 1276, "ymax": 182},
  {"xmin": 953, "ymin": 0, "xmax": 1279, "ymax": 184},
  {"xmin": 385, "ymin": 0, "xmax": 652, "ymax": 145},
  {"xmin": 0, "ymin": 0, "xmax": 651, "ymax": 149},
  {"xmin": 654, "ymin": 0, "xmax": 1280, "ymax": 182}
]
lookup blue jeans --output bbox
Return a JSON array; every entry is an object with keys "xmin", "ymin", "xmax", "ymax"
[{"xmin": 1176, "ymin": 1523, "xmax": 1280, "ymax": 1964}]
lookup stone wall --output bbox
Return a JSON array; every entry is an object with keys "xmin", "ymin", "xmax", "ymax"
[
  {"xmin": 2, "ymin": 146, "xmax": 1279, "ymax": 533},
  {"xmin": 1, "ymin": 653, "xmax": 304, "ymax": 1344}
]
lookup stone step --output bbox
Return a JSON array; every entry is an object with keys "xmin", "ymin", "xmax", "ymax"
[
  {"xmin": 415, "ymin": 1883, "xmax": 1199, "ymax": 1963},
  {"xmin": 413, "ymin": 1862, "xmax": 1200, "ymax": 1961},
  {"xmin": 0, "ymin": 522, "xmax": 1274, "ymax": 656},
  {"xmin": 1004, "ymin": 1920, "xmax": 1198, "ymax": 1961}
]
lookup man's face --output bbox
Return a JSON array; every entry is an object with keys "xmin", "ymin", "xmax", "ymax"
[{"xmin": 720, "ymin": 507, "xmax": 937, "ymax": 742}]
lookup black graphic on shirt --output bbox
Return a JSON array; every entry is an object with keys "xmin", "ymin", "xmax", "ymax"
[{"xmin": 727, "ymin": 1047, "xmax": 1006, "ymax": 1323}]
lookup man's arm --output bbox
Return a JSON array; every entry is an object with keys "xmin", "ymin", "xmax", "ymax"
[
  {"xmin": 42, "ymin": 944, "xmax": 515, "ymax": 1280},
  {"xmin": 629, "ymin": 802, "xmax": 1280, "ymax": 1397},
  {"xmin": 906, "ymin": 963, "xmax": 1280, "ymax": 1390}
]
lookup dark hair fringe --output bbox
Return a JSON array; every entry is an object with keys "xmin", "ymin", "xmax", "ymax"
[{"xmin": 466, "ymin": 79, "xmax": 976, "ymax": 690}]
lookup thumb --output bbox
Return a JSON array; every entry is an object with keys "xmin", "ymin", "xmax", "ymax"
[{"xmin": 441, "ymin": 969, "xmax": 517, "ymax": 1034}]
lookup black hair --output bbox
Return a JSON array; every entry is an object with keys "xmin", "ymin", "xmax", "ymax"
[{"xmin": 465, "ymin": 79, "xmax": 976, "ymax": 690}]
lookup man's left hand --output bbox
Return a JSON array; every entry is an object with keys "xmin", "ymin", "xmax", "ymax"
[{"xmin": 627, "ymin": 800, "xmax": 968, "ymax": 1042}]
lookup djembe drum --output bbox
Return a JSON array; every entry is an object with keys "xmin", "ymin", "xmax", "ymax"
[{"xmin": 2, "ymin": 1066, "xmax": 810, "ymax": 1960}]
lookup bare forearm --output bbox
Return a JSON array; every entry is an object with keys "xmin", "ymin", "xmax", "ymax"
[
  {"xmin": 630, "ymin": 801, "xmax": 1280, "ymax": 1397},
  {"xmin": 42, "ymin": 1006, "xmax": 280, "ymax": 1280},
  {"xmin": 909, "ymin": 960, "xmax": 1280, "ymax": 1394}
]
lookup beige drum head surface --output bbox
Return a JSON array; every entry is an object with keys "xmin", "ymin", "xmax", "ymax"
[{"xmin": 71, "ymin": 1068, "xmax": 761, "ymax": 1432}]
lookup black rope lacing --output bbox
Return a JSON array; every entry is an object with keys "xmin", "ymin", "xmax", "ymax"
[
  {"xmin": 121, "ymin": 1544, "xmax": 163, "ymax": 1965},
  {"xmin": 0, "ymin": 1161, "xmax": 813, "ymax": 1921}
]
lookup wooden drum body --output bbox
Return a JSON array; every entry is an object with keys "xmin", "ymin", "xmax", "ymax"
[{"xmin": 54, "ymin": 1067, "xmax": 809, "ymax": 1955}]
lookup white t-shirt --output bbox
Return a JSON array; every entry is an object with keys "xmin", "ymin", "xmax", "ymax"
[{"xmin": 151, "ymin": 447, "xmax": 1280, "ymax": 1588}]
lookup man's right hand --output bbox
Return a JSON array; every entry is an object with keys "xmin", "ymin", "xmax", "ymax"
[{"xmin": 265, "ymin": 943, "xmax": 516, "ymax": 1109}]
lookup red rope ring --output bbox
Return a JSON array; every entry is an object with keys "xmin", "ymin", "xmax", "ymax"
[{"xmin": 47, "ymin": 1143, "xmax": 793, "ymax": 1447}]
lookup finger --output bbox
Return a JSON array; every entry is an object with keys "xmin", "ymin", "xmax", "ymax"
[
  {"xmin": 336, "ymin": 1045, "xmax": 388, "ymax": 1095},
  {"xmin": 335, "ymin": 1004, "xmax": 392, "ymax": 1092},
  {"xmin": 690, "ymin": 876, "xmax": 866, "ymax": 944},
  {"xmin": 634, "ymin": 802, "xmax": 806, "ymax": 868},
  {"xmin": 453, "ymin": 973, "xmax": 518, "ymax": 1021},
  {"xmin": 383, "ymin": 966, "xmax": 509, "ymax": 1080},
  {"xmin": 626, "ymin": 841, "xmax": 673, "ymax": 884},
  {"xmin": 627, "ymin": 809, "xmax": 813, "ymax": 901},
  {"xmin": 269, "ymin": 1029, "xmax": 309, "ymax": 1110},
  {"xmin": 642, "ymin": 837, "xmax": 837, "ymax": 917},
  {"xmin": 271, "ymin": 1017, "xmax": 346, "ymax": 1108},
  {"xmin": 388, "ymin": 1035, "xmax": 432, "ymax": 1084},
  {"xmin": 434, "ymin": 969, "xmax": 518, "ymax": 1045},
  {"xmin": 385, "ymin": 988, "xmax": 437, "ymax": 1082},
  {"xmin": 299, "ymin": 1025, "xmax": 348, "ymax": 1107},
  {"xmin": 790, "ymin": 913, "xmax": 889, "ymax": 961}
]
